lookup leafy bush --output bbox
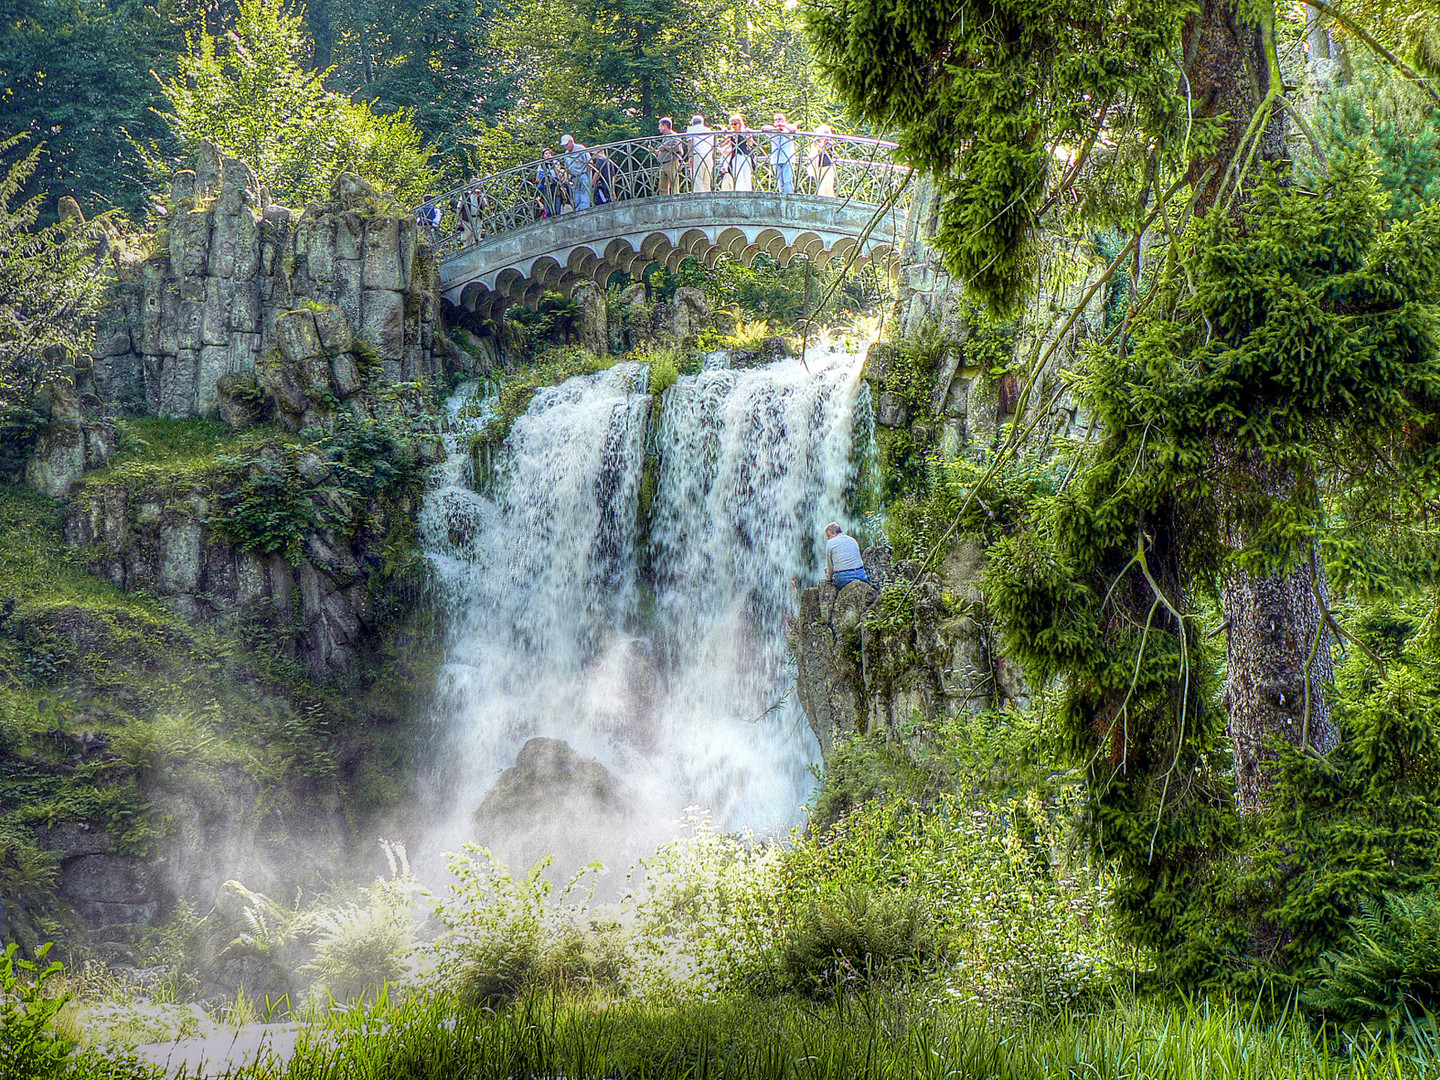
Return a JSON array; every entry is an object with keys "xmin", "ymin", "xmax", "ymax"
[
  {"xmin": 779, "ymin": 884, "xmax": 937, "ymax": 997},
  {"xmin": 155, "ymin": 0, "xmax": 435, "ymax": 205},
  {"xmin": 0, "ymin": 943, "xmax": 74, "ymax": 1080},
  {"xmin": 430, "ymin": 846, "xmax": 622, "ymax": 1005},
  {"xmin": 302, "ymin": 841, "xmax": 419, "ymax": 1003},
  {"xmin": 211, "ymin": 455, "xmax": 319, "ymax": 560},
  {"xmin": 1305, "ymin": 888, "xmax": 1440, "ymax": 1038},
  {"xmin": 810, "ymin": 733, "xmax": 939, "ymax": 830}
]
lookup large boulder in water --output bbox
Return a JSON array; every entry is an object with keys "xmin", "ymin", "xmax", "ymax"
[{"xmin": 473, "ymin": 738, "xmax": 631, "ymax": 873}]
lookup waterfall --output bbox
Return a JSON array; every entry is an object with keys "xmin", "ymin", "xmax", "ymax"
[{"xmin": 420, "ymin": 344, "xmax": 869, "ymax": 869}]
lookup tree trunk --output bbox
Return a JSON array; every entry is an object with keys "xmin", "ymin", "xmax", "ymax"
[
  {"xmin": 1181, "ymin": 0, "xmax": 1286, "ymax": 211},
  {"xmin": 1217, "ymin": 452, "xmax": 1339, "ymax": 814},
  {"xmin": 1185, "ymin": 2, "xmax": 1338, "ymax": 814}
]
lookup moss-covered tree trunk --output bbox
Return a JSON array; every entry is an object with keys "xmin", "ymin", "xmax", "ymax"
[
  {"xmin": 1185, "ymin": 4, "xmax": 1338, "ymax": 813},
  {"xmin": 1182, "ymin": 0, "xmax": 1287, "ymax": 210}
]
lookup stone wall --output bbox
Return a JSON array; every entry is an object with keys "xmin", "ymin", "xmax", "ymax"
[
  {"xmin": 794, "ymin": 178, "xmax": 1110, "ymax": 755},
  {"xmin": 88, "ymin": 142, "xmax": 445, "ymax": 420}
]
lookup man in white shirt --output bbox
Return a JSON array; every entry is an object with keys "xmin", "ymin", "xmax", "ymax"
[
  {"xmin": 685, "ymin": 115, "xmax": 715, "ymax": 193},
  {"xmin": 764, "ymin": 113, "xmax": 799, "ymax": 194},
  {"xmin": 824, "ymin": 522, "xmax": 869, "ymax": 586}
]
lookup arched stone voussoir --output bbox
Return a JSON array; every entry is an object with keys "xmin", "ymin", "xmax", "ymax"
[
  {"xmin": 530, "ymin": 255, "xmax": 564, "ymax": 287},
  {"xmin": 552, "ymin": 271, "xmax": 586, "ymax": 299},
  {"xmin": 460, "ymin": 282, "xmax": 487, "ymax": 311},
  {"xmin": 716, "ymin": 227, "xmax": 749, "ymax": 256},
  {"xmin": 438, "ymin": 188, "xmax": 906, "ymax": 302},
  {"xmin": 639, "ymin": 231, "xmax": 675, "ymax": 259},
  {"xmin": 605, "ymin": 237, "xmax": 639, "ymax": 265},
  {"xmin": 494, "ymin": 267, "xmax": 526, "ymax": 296},
  {"xmin": 829, "ymin": 237, "xmax": 860, "ymax": 266},
  {"xmin": 566, "ymin": 246, "xmax": 602, "ymax": 274},
  {"xmin": 793, "ymin": 231, "xmax": 826, "ymax": 261},
  {"xmin": 678, "ymin": 228, "xmax": 711, "ymax": 255}
]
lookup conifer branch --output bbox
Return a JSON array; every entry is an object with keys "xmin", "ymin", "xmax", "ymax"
[{"xmin": 1302, "ymin": 0, "xmax": 1440, "ymax": 110}]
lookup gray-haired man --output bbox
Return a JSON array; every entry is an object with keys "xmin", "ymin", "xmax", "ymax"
[{"xmin": 824, "ymin": 523, "xmax": 868, "ymax": 586}]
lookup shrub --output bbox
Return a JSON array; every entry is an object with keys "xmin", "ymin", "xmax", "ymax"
[
  {"xmin": 0, "ymin": 942, "xmax": 74, "ymax": 1080},
  {"xmin": 779, "ymin": 884, "xmax": 937, "ymax": 997},
  {"xmin": 303, "ymin": 841, "xmax": 419, "ymax": 1003},
  {"xmin": 429, "ymin": 846, "xmax": 621, "ymax": 1006},
  {"xmin": 810, "ymin": 733, "xmax": 939, "ymax": 831},
  {"xmin": 1305, "ymin": 888, "xmax": 1440, "ymax": 1038}
]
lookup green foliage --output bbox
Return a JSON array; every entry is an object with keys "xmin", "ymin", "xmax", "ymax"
[
  {"xmin": 210, "ymin": 414, "xmax": 422, "ymax": 561},
  {"xmin": 0, "ymin": 138, "xmax": 110, "ymax": 417},
  {"xmin": 56, "ymin": 990, "xmax": 1440, "ymax": 1079},
  {"xmin": 779, "ymin": 884, "xmax": 937, "ymax": 997},
  {"xmin": 1311, "ymin": 62, "xmax": 1440, "ymax": 222},
  {"xmin": 810, "ymin": 733, "xmax": 938, "ymax": 830},
  {"xmin": 1305, "ymin": 888, "xmax": 1440, "ymax": 1039},
  {"xmin": 804, "ymin": 0, "xmax": 1191, "ymax": 314},
  {"xmin": 155, "ymin": 0, "xmax": 436, "ymax": 206},
  {"xmin": 0, "ymin": 942, "xmax": 73, "ymax": 1080},
  {"xmin": 430, "ymin": 846, "xmax": 622, "ymax": 1005},
  {"xmin": 981, "ymin": 162, "xmax": 1440, "ymax": 988},
  {"xmin": 0, "ymin": 0, "xmax": 182, "ymax": 219},
  {"xmin": 504, "ymin": 293, "xmax": 585, "ymax": 363},
  {"xmin": 886, "ymin": 452, "xmax": 1056, "ymax": 563},
  {"xmin": 482, "ymin": 0, "xmax": 839, "ymax": 152},
  {"xmin": 212, "ymin": 456, "xmax": 321, "ymax": 560},
  {"xmin": 314, "ymin": 0, "xmax": 514, "ymax": 178},
  {"xmin": 302, "ymin": 842, "xmax": 418, "ymax": 1003}
]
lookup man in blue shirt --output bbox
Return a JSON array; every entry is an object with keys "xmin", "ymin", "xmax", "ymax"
[{"xmin": 824, "ymin": 522, "xmax": 869, "ymax": 586}]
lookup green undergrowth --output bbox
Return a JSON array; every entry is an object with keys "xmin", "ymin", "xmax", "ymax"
[
  {"xmin": 32, "ymin": 991, "xmax": 1440, "ymax": 1079},
  {"xmin": 0, "ymin": 480, "xmax": 433, "ymax": 953},
  {"xmin": 81, "ymin": 419, "xmax": 252, "ymax": 491}
]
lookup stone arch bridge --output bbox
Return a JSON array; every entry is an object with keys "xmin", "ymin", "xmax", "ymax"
[{"xmin": 423, "ymin": 133, "xmax": 910, "ymax": 318}]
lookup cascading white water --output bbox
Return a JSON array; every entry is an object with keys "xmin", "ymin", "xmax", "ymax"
[{"xmin": 421, "ymin": 343, "xmax": 870, "ymax": 869}]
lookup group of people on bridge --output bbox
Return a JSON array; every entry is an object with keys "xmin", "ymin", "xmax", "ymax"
[{"xmin": 420, "ymin": 113, "xmax": 844, "ymax": 247}]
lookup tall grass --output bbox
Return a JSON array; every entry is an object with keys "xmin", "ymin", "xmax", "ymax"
[{"xmin": 122, "ymin": 992, "xmax": 1440, "ymax": 1080}]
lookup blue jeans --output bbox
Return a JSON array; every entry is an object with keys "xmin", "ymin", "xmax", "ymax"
[
  {"xmin": 573, "ymin": 176, "xmax": 592, "ymax": 210},
  {"xmin": 776, "ymin": 160, "xmax": 795, "ymax": 194},
  {"xmin": 832, "ymin": 568, "xmax": 869, "ymax": 587}
]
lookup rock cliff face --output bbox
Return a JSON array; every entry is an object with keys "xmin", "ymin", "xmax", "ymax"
[
  {"xmin": 61, "ymin": 426, "xmax": 438, "ymax": 681},
  {"xmin": 792, "ymin": 178, "xmax": 1106, "ymax": 756},
  {"xmin": 793, "ymin": 543, "xmax": 1021, "ymax": 754},
  {"xmin": 88, "ymin": 142, "xmax": 445, "ymax": 420}
]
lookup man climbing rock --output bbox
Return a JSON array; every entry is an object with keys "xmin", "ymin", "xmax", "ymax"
[{"xmin": 823, "ymin": 522, "xmax": 869, "ymax": 587}]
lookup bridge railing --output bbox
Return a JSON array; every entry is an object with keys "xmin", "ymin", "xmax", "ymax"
[{"xmin": 415, "ymin": 132, "xmax": 910, "ymax": 261}]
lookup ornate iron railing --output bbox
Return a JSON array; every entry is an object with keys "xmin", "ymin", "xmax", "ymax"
[{"xmin": 414, "ymin": 132, "xmax": 910, "ymax": 261}]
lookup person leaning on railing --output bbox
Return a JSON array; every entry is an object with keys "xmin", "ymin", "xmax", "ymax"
[
  {"xmin": 536, "ymin": 148, "xmax": 564, "ymax": 218},
  {"xmin": 685, "ymin": 115, "xmax": 715, "ymax": 193},
  {"xmin": 763, "ymin": 113, "xmax": 799, "ymax": 194},
  {"xmin": 807, "ymin": 125, "xmax": 838, "ymax": 198},
  {"xmin": 723, "ymin": 115, "xmax": 754, "ymax": 192},
  {"xmin": 657, "ymin": 117, "xmax": 687, "ymax": 195},
  {"xmin": 560, "ymin": 135, "xmax": 593, "ymax": 210},
  {"xmin": 592, "ymin": 147, "xmax": 618, "ymax": 204}
]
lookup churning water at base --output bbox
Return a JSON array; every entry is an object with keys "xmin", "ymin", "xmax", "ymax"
[{"xmin": 420, "ymin": 344, "xmax": 870, "ymax": 871}]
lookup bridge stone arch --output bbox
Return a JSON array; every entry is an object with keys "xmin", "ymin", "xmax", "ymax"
[{"xmin": 439, "ymin": 193, "xmax": 904, "ymax": 315}]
